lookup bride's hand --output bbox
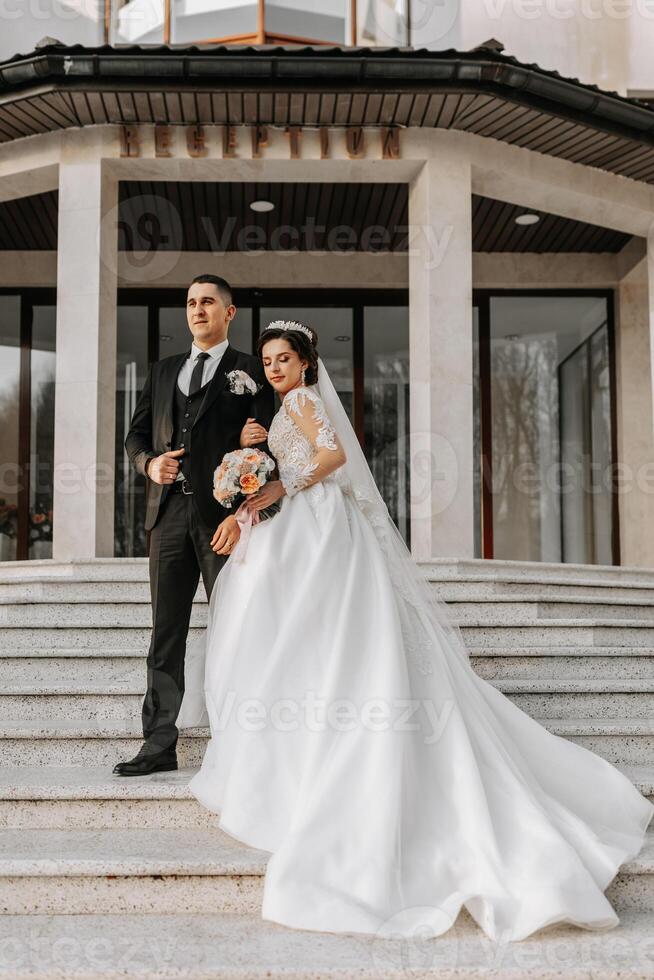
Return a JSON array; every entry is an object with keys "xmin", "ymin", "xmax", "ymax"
[
  {"xmin": 246, "ymin": 480, "xmax": 286, "ymax": 511},
  {"xmin": 240, "ymin": 417, "xmax": 268, "ymax": 448}
]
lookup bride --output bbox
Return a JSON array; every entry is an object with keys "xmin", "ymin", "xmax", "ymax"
[{"xmin": 179, "ymin": 319, "xmax": 654, "ymax": 943}]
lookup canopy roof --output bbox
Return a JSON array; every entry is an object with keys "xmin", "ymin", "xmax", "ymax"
[{"xmin": 1, "ymin": 42, "xmax": 654, "ymax": 183}]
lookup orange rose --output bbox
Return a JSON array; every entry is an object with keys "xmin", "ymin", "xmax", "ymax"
[{"xmin": 240, "ymin": 473, "xmax": 260, "ymax": 494}]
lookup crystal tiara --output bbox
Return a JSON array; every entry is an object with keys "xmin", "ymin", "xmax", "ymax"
[{"xmin": 264, "ymin": 320, "xmax": 314, "ymax": 343}]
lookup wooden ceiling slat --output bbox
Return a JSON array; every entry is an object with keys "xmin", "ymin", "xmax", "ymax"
[
  {"xmin": 394, "ymin": 93, "xmax": 415, "ymax": 127},
  {"xmin": 304, "ymin": 92, "xmax": 321, "ymax": 126},
  {"xmin": 435, "ymin": 93, "xmax": 462, "ymax": 129},
  {"xmin": 333, "ymin": 93, "xmax": 352, "ymax": 126},
  {"xmin": 210, "ymin": 92, "xmax": 228, "ymax": 124},
  {"xmin": 36, "ymin": 92, "xmax": 78, "ymax": 127},
  {"xmin": 243, "ymin": 92, "xmax": 258, "ymax": 125},
  {"xmin": 162, "ymin": 92, "xmax": 183, "ymax": 125},
  {"xmin": 23, "ymin": 94, "xmax": 73, "ymax": 131},
  {"xmin": 289, "ymin": 92, "xmax": 305, "ymax": 126},
  {"xmin": 0, "ymin": 184, "xmax": 633, "ymax": 253},
  {"xmin": 363, "ymin": 92, "xmax": 383, "ymax": 125},
  {"xmin": 471, "ymin": 196, "xmax": 499, "ymax": 251},
  {"xmin": 482, "ymin": 103, "xmax": 540, "ymax": 142},
  {"xmin": 0, "ymin": 106, "xmax": 34, "ymax": 140},
  {"xmin": 318, "ymin": 93, "xmax": 336, "ymax": 125},
  {"xmin": 0, "ymin": 102, "xmax": 46, "ymax": 137},
  {"xmin": 180, "ymin": 92, "xmax": 197, "ymax": 124},
  {"xmin": 195, "ymin": 91, "xmax": 213, "ymax": 124},
  {"xmin": 115, "ymin": 92, "xmax": 137, "ymax": 123},
  {"xmin": 349, "ymin": 92, "xmax": 368, "ymax": 126},
  {"xmin": 131, "ymin": 91, "xmax": 153, "ymax": 123},
  {"xmin": 378, "ymin": 93, "xmax": 399, "ymax": 126},
  {"xmin": 454, "ymin": 94, "xmax": 500, "ymax": 130},
  {"xmin": 273, "ymin": 92, "xmax": 289, "ymax": 126},
  {"xmin": 461, "ymin": 98, "xmax": 523, "ymax": 137},
  {"xmin": 594, "ymin": 141, "xmax": 653, "ymax": 173},
  {"xmin": 566, "ymin": 131, "xmax": 625, "ymax": 166},
  {"xmin": 68, "ymin": 92, "xmax": 94, "ymax": 126},
  {"xmin": 225, "ymin": 92, "xmax": 240, "ymax": 124},
  {"xmin": 624, "ymin": 156, "xmax": 654, "ymax": 182},
  {"xmin": 408, "ymin": 92, "xmax": 429, "ymax": 127}
]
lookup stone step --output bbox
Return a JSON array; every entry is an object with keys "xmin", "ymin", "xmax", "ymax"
[
  {"xmin": 0, "ymin": 767, "xmax": 218, "ymax": 829},
  {"xmin": 7, "ymin": 599, "xmax": 654, "ymax": 628},
  {"xmin": 3, "ymin": 623, "xmax": 654, "ymax": 651},
  {"xmin": 473, "ymin": 654, "xmax": 654, "ymax": 680},
  {"xmin": 6, "ymin": 555, "xmax": 654, "ymax": 585},
  {"xmin": 0, "ymin": 721, "xmax": 208, "ymax": 767},
  {"xmin": 0, "ymin": 827, "xmax": 267, "ymax": 915},
  {"xmin": 0, "ymin": 825, "xmax": 651, "ymax": 916},
  {"xmin": 3, "ymin": 652, "xmax": 654, "ymax": 691},
  {"xmin": 3, "ymin": 908, "xmax": 654, "ymax": 979},
  {"xmin": 3, "ymin": 679, "xmax": 654, "ymax": 723},
  {"xmin": 1, "ymin": 765, "xmax": 652, "ymax": 830},
  {"xmin": 2, "ymin": 718, "xmax": 654, "ymax": 766},
  {"xmin": 7, "ymin": 576, "xmax": 654, "ymax": 608}
]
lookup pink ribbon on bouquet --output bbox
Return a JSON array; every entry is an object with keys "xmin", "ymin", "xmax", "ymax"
[{"xmin": 231, "ymin": 500, "xmax": 260, "ymax": 563}]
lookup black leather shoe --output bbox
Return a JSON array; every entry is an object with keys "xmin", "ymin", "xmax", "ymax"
[{"xmin": 113, "ymin": 745, "xmax": 178, "ymax": 777}]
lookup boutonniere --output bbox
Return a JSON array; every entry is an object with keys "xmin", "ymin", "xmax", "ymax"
[{"xmin": 226, "ymin": 369, "xmax": 261, "ymax": 395}]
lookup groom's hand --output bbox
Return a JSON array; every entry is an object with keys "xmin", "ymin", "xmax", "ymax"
[
  {"xmin": 211, "ymin": 514, "xmax": 241, "ymax": 555},
  {"xmin": 147, "ymin": 448, "xmax": 186, "ymax": 484},
  {"xmin": 240, "ymin": 417, "xmax": 268, "ymax": 448}
]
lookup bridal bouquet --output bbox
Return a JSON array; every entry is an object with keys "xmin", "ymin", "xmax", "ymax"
[
  {"xmin": 213, "ymin": 448, "xmax": 279, "ymax": 562},
  {"xmin": 213, "ymin": 447, "xmax": 276, "ymax": 508}
]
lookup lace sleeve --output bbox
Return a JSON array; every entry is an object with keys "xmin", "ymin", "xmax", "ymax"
[{"xmin": 282, "ymin": 387, "xmax": 345, "ymax": 497}]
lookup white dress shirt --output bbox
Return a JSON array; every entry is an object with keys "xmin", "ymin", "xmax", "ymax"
[
  {"xmin": 172, "ymin": 338, "xmax": 229, "ymax": 481},
  {"xmin": 176, "ymin": 338, "xmax": 229, "ymax": 395}
]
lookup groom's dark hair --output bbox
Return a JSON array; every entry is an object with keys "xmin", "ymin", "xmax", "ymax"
[{"xmin": 189, "ymin": 274, "xmax": 233, "ymax": 307}]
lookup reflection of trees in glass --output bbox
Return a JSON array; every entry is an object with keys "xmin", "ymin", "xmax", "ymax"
[
  {"xmin": 364, "ymin": 350, "xmax": 410, "ymax": 541},
  {"xmin": 491, "ymin": 335, "xmax": 559, "ymax": 561},
  {"xmin": 30, "ymin": 374, "xmax": 55, "ymax": 552},
  {"xmin": 0, "ymin": 378, "xmax": 19, "ymax": 535}
]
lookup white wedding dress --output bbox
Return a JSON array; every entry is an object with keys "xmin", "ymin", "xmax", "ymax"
[{"xmin": 181, "ymin": 360, "xmax": 654, "ymax": 943}]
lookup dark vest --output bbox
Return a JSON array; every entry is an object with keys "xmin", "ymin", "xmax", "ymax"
[{"xmin": 170, "ymin": 374, "xmax": 212, "ymax": 484}]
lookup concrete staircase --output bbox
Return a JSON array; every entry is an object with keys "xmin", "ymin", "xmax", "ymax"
[{"xmin": 0, "ymin": 557, "xmax": 653, "ymax": 979}]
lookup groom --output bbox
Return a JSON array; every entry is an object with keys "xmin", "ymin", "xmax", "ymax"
[{"xmin": 114, "ymin": 274, "xmax": 275, "ymax": 776}]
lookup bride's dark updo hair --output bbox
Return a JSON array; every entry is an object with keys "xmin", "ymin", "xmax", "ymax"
[{"xmin": 257, "ymin": 321, "xmax": 319, "ymax": 385}]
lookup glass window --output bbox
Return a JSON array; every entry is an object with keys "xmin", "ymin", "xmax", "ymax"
[
  {"xmin": 0, "ymin": 296, "xmax": 20, "ymax": 562},
  {"xmin": 363, "ymin": 306, "xmax": 410, "ymax": 543},
  {"xmin": 487, "ymin": 294, "xmax": 613, "ymax": 564},
  {"xmin": 357, "ymin": 0, "xmax": 409, "ymax": 45},
  {"xmin": 172, "ymin": 0, "xmax": 259, "ymax": 43},
  {"xmin": 115, "ymin": 307, "xmax": 149, "ymax": 559},
  {"xmin": 472, "ymin": 305, "xmax": 481, "ymax": 559},
  {"xmin": 29, "ymin": 307, "xmax": 56, "ymax": 560},
  {"xmin": 112, "ymin": 0, "xmax": 166, "ymax": 43},
  {"xmin": 267, "ymin": 0, "xmax": 349, "ymax": 43}
]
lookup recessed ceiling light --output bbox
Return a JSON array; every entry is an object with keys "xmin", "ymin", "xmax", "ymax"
[
  {"xmin": 515, "ymin": 213, "xmax": 540, "ymax": 226},
  {"xmin": 335, "ymin": 335, "xmax": 351, "ymax": 342},
  {"xmin": 250, "ymin": 200, "xmax": 275, "ymax": 213}
]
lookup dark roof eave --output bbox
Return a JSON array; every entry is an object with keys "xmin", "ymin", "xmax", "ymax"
[{"xmin": 2, "ymin": 44, "xmax": 654, "ymax": 144}]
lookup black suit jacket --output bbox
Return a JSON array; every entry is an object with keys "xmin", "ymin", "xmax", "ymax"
[{"xmin": 125, "ymin": 344, "xmax": 277, "ymax": 531}]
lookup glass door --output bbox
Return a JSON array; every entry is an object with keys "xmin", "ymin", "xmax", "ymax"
[
  {"xmin": 474, "ymin": 291, "xmax": 617, "ymax": 564},
  {"xmin": 0, "ymin": 290, "xmax": 56, "ymax": 562}
]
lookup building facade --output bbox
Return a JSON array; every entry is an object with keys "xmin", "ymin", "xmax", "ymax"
[{"xmin": 1, "ymin": 22, "xmax": 654, "ymax": 567}]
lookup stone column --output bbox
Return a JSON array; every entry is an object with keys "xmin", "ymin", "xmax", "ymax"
[
  {"xmin": 614, "ymin": 234, "xmax": 654, "ymax": 567},
  {"xmin": 52, "ymin": 141, "xmax": 118, "ymax": 560},
  {"xmin": 408, "ymin": 156, "xmax": 474, "ymax": 560}
]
